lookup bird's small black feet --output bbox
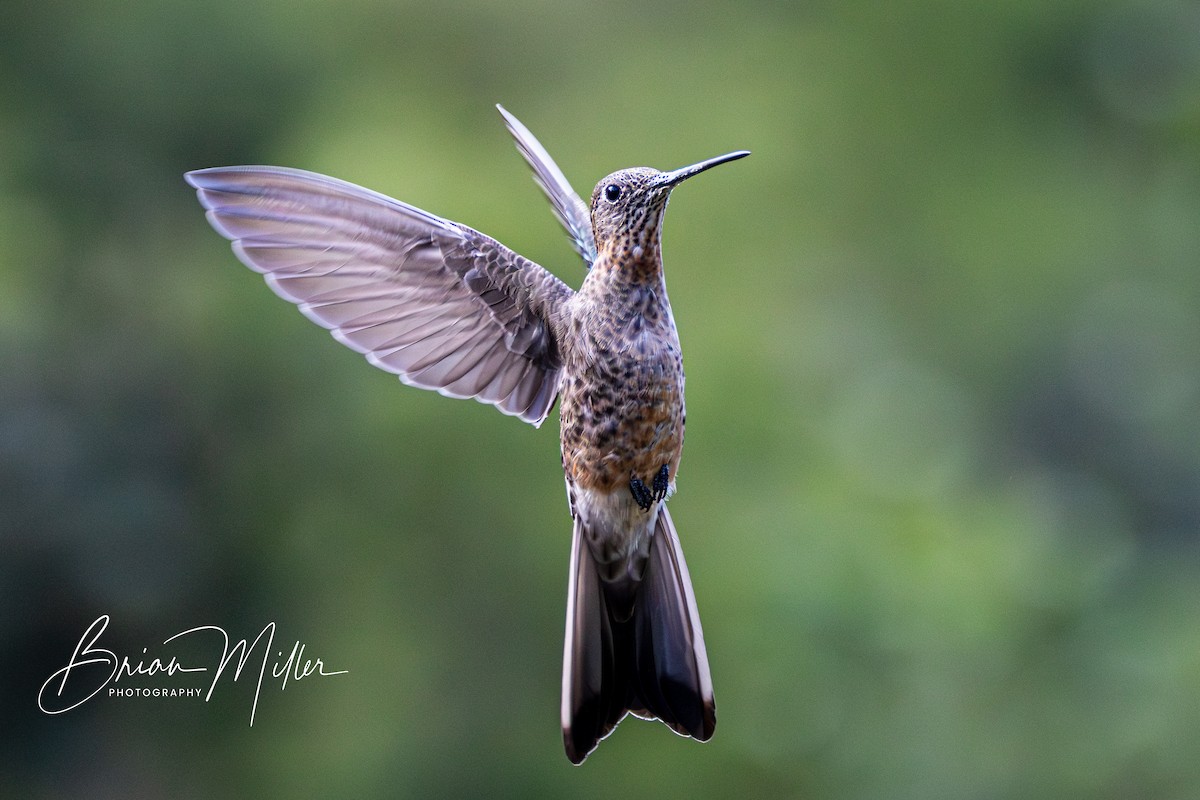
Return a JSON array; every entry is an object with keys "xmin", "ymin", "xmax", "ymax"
[
  {"xmin": 630, "ymin": 476, "xmax": 653, "ymax": 511},
  {"xmin": 630, "ymin": 465, "xmax": 671, "ymax": 512},
  {"xmin": 652, "ymin": 464, "xmax": 670, "ymax": 502}
]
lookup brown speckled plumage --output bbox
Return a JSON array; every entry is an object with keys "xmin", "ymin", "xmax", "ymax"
[
  {"xmin": 559, "ymin": 268, "xmax": 684, "ymax": 495},
  {"xmin": 186, "ymin": 105, "xmax": 747, "ymax": 765}
]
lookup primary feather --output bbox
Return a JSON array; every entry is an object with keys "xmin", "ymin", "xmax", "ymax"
[{"xmin": 186, "ymin": 165, "xmax": 572, "ymax": 425}]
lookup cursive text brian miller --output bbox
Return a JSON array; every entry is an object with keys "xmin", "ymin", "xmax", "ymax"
[{"xmin": 38, "ymin": 615, "xmax": 348, "ymax": 725}]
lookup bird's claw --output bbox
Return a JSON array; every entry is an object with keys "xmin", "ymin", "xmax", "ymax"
[
  {"xmin": 630, "ymin": 465, "xmax": 670, "ymax": 512},
  {"xmin": 652, "ymin": 464, "xmax": 669, "ymax": 502},
  {"xmin": 630, "ymin": 476, "xmax": 653, "ymax": 511}
]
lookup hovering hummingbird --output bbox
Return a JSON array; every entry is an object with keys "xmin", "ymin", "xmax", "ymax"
[{"xmin": 186, "ymin": 105, "xmax": 748, "ymax": 764}]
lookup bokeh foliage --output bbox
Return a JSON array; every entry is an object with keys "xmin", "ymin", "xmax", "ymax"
[{"xmin": 3, "ymin": 0, "xmax": 1200, "ymax": 797}]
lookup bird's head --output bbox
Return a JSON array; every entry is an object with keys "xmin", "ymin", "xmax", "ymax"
[{"xmin": 588, "ymin": 151, "xmax": 749, "ymax": 266}]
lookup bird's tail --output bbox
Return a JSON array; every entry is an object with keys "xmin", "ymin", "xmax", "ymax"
[{"xmin": 561, "ymin": 505, "xmax": 715, "ymax": 764}]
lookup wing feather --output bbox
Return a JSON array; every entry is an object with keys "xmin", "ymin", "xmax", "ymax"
[
  {"xmin": 497, "ymin": 105, "xmax": 597, "ymax": 269},
  {"xmin": 186, "ymin": 165, "xmax": 574, "ymax": 426}
]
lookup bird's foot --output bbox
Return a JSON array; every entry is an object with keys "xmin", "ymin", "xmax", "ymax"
[
  {"xmin": 652, "ymin": 464, "xmax": 670, "ymax": 502},
  {"xmin": 630, "ymin": 476, "xmax": 654, "ymax": 511},
  {"xmin": 630, "ymin": 465, "xmax": 671, "ymax": 512}
]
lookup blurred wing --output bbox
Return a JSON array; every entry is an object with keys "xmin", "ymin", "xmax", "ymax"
[
  {"xmin": 186, "ymin": 165, "xmax": 573, "ymax": 426},
  {"xmin": 497, "ymin": 105, "xmax": 597, "ymax": 269}
]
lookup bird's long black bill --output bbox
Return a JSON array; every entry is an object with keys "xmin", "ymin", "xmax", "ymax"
[{"xmin": 656, "ymin": 150, "xmax": 750, "ymax": 188}]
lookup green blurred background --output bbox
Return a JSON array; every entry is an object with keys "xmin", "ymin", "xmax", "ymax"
[{"xmin": 3, "ymin": 0, "xmax": 1200, "ymax": 796}]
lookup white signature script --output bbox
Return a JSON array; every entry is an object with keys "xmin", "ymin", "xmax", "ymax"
[{"xmin": 38, "ymin": 615, "xmax": 348, "ymax": 725}]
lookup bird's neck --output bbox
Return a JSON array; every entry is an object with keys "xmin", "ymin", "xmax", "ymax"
[
  {"xmin": 594, "ymin": 235, "xmax": 664, "ymax": 287},
  {"xmin": 579, "ymin": 244, "xmax": 673, "ymax": 342}
]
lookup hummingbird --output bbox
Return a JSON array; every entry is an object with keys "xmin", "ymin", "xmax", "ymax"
[{"xmin": 185, "ymin": 105, "xmax": 748, "ymax": 764}]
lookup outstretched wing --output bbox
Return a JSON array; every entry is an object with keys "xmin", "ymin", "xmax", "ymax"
[
  {"xmin": 186, "ymin": 165, "xmax": 573, "ymax": 426},
  {"xmin": 497, "ymin": 105, "xmax": 597, "ymax": 269}
]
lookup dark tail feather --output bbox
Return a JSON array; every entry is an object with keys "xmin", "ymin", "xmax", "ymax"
[
  {"xmin": 561, "ymin": 516, "xmax": 632, "ymax": 764},
  {"xmin": 631, "ymin": 506, "xmax": 716, "ymax": 740},
  {"xmin": 561, "ymin": 506, "xmax": 715, "ymax": 764}
]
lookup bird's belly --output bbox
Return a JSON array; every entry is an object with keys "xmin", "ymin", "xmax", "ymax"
[{"xmin": 559, "ymin": 345, "xmax": 684, "ymax": 493}]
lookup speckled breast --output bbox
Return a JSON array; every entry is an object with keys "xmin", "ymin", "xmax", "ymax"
[{"xmin": 559, "ymin": 329, "xmax": 685, "ymax": 494}]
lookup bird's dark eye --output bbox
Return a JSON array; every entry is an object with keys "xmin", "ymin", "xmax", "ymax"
[{"xmin": 604, "ymin": 184, "xmax": 622, "ymax": 202}]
